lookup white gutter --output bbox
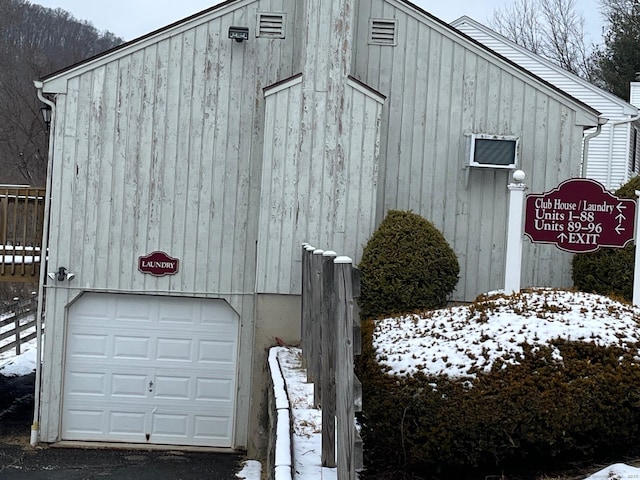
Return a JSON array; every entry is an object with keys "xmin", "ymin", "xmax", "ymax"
[
  {"xmin": 606, "ymin": 112, "xmax": 640, "ymax": 189},
  {"xmin": 31, "ymin": 81, "xmax": 55, "ymax": 447},
  {"xmin": 582, "ymin": 117, "xmax": 609, "ymax": 178}
]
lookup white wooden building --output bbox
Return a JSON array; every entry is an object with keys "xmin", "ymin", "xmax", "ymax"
[
  {"xmin": 452, "ymin": 15, "xmax": 640, "ymax": 191},
  {"xmin": 33, "ymin": 0, "xmax": 600, "ymax": 456}
]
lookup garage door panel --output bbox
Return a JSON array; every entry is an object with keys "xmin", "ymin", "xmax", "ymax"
[
  {"xmin": 64, "ymin": 409, "xmax": 105, "ymax": 434},
  {"xmin": 114, "ymin": 297, "xmax": 154, "ymax": 323},
  {"xmin": 193, "ymin": 415, "xmax": 233, "ymax": 441},
  {"xmin": 62, "ymin": 293, "xmax": 239, "ymax": 447},
  {"xmin": 157, "ymin": 304, "xmax": 197, "ymax": 325},
  {"xmin": 153, "ymin": 413, "xmax": 189, "ymax": 437},
  {"xmin": 113, "ymin": 336, "xmax": 151, "ymax": 360},
  {"xmin": 111, "ymin": 373, "xmax": 148, "ymax": 397},
  {"xmin": 156, "ymin": 338, "xmax": 193, "ymax": 361},
  {"xmin": 110, "ymin": 412, "xmax": 147, "ymax": 436},
  {"xmin": 154, "ymin": 376, "xmax": 191, "ymax": 399},
  {"xmin": 197, "ymin": 339, "xmax": 236, "ymax": 363},
  {"xmin": 67, "ymin": 333, "xmax": 109, "ymax": 358},
  {"xmin": 196, "ymin": 378, "xmax": 234, "ymax": 401},
  {"xmin": 65, "ymin": 371, "xmax": 107, "ymax": 396}
]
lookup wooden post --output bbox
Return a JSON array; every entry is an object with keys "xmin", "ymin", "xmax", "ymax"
[
  {"xmin": 309, "ymin": 249, "xmax": 324, "ymax": 402},
  {"xmin": 10, "ymin": 189, "xmax": 18, "ymax": 275},
  {"xmin": 335, "ymin": 256, "xmax": 355, "ymax": 480},
  {"xmin": 634, "ymin": 191, "xmax": 640, "ymax": 306},
  {"xmin": 321, "ymin": 250, "xmax": 337, "ymax": 467},
  {"xmin": 0, "ymin": 189, "xmax": 7, "ymax": 275},
  {"xmin": 14, "ymin": 298, "xmax": 21, "ymax": 356},
  {"xmin": 301, "ymin": 244, "xmax": 314, "ymax": 369}
]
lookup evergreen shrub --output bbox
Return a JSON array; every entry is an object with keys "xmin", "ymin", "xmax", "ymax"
[
  {"xmin": 572, "ymin": 176, "xmax": 640, "ymax": 301},
  {"xmin": 358, "ymin": 210, "xmax": 459, "ymax": 320}
]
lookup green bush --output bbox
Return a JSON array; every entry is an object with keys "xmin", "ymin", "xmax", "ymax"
[
  {"xmin": 358, "ymin": 210, "xmax": 459, "ymax": 319},
  {"xmin": 357, "ymin": 318, "xmax": 640, "ymax": 479},
  {"xmin": 572, "ymin": 177, "xmax": 640, "ymax": 301},
  {"xmin": 572, "ymin": 244, "xmax": 634, "ymax": 301}
]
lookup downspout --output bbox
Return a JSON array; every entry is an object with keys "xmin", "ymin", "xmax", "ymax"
[
  {"xmin": 606, "ymin": 112, "xmax": 640, "ymax": 188},
  {"xmin": 31, "ymin": 81, "xmax": 55, "ymax": 447},
  {"xmin": 582, "ymin": 117, "xmax": 608, "ymax": 178}
]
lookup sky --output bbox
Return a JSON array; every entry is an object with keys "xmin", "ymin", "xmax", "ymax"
[{"xmin": 31, "ymin": 0, "xmax": 605, "ymax": 44}]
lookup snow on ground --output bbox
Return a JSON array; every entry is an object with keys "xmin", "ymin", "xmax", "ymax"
[
  {"xmin": 274, "ymin": 346, "xmax": 337, "ymax": 480},
  {"xmin": 0, "ymin": 311, "xmax": 36, "ymax": 361},
  {"xmin": 0, "ymin": 345, "xmax": 36, "ymax": 376},
  {"xmin": 583, "ymin": 463, "xmax": 640, "ymax": 479},
  {"xmin": 235, "ymin": 459, "xmax": 262, "ymax": 479},
  {"xmin": 374, "ymin": 289, "xmax": 640, "ymax": 379}
]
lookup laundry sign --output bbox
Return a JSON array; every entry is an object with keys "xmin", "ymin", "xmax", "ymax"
[
  {"xmin": 523, "ymin": 178, "xmax": 635, "ymax": 253},
  {"xmin": 138, "ymin": 251, "xmax": 179, "ymax": 276}
]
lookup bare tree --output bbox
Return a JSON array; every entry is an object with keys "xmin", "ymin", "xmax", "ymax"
[
  {"xmin": 490, "ymin": 0, "xmax": 595, "ymax": 80},
  {"xmin": 0, "ymin": 0, "xmax": 122, "ymax": 185}
]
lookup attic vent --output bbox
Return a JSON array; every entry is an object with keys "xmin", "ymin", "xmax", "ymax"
[
  {"xmin": 257, "ymin": 12, "xmax": 286, "ymax": 38},
  {"xmin": 369, "ymin": 18, "xmax": 398, "ymax": 46}
]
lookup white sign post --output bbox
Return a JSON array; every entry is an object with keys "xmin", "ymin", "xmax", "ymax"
[
  {"xmin": 634, "ymin": 190, "xmax": 640, "ymax": 306},
  {"xmin": 504, "ymin": 170, "xmax": 527, "ymax": 294}
]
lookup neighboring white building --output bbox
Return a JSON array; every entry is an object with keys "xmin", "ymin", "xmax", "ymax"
[
  {"xmin": 451, "ymin": 15, "xmax": 640, "ymax": 191},
  {"xmin": 33, "ymin": 0, "xmax": 600, "ymax": 458}
]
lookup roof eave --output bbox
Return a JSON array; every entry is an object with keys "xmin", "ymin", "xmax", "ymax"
[{"xmin": 39, "ymin": 0, "xmax": 247, "ymax": 92}]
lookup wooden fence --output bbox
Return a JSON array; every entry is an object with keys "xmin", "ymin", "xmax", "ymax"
[
  {"xmin": 301, "ymin": 244, "xmax": 363, "ymax": 480},
  {"xmin": 0, "ymin": 296, "xmax": 39, "ymax": 356},
  {"xmin": 0, "ymin": 186, "xmax": 46, "ymax": 283}
]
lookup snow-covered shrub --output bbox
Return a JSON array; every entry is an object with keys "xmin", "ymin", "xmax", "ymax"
[
  {"xmin": 356, "ymin": 289, "xmax": 640, "ymax": 478},
  {"xmin": 572, "ymin": 176, "xmax": 640, "ymax": 302},
  {"xmin": 358, "ymin": 210, "xmax": 459, "ymax": 320}
]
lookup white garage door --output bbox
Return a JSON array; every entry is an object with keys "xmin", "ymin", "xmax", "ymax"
[{"xmin": 61, "ymin": 293, "xmax": 239, "ymax": 447}]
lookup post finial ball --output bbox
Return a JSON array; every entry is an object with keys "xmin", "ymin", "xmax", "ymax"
[{"xmin": 513, "ymin": 170, "xmax": 526, "ymax": 183}]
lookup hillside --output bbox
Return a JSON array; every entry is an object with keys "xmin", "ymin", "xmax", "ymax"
[{"xmin": 0, "ymin": 0, "xmax": 123, "ymax": 185}]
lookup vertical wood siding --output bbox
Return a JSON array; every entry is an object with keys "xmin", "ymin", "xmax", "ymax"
[
  {"xmin": 257, "ymin": 78, "xmax": 383, "ymax": 294},
  {"xmin": 38, "ymin": 0, "xmax": 601, "ymax": 446},
  {"xmin": 40, "ymin": 0, "xmax": 304, "ymax": 447},
  {"xmin": 352, "ymin": 0, "xmax": 593, "ymax": 300},
  {"xmin": 454, "ymin": 17, "xmax": 637, "ymax": 191},
  {"xmin": 256, "ymin": 0, "xmax": 384, "ymax": 295}
]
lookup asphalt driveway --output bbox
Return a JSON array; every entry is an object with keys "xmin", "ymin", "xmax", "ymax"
[{"xmin": 0, "ymin": 373, "xmax": 246, "ymax": 480}]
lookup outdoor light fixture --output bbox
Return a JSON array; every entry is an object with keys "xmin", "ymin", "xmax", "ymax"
[
  {"xmin": 40, "ymin": 103, "xmax": 52, "ymax": 130},
  {"xmin": 228, "ymin": 26, "xmax": 249, "ymax": 42},
  {"xmin": 47, "ymin": 267, "xmax": 75, "ymax": 282}
]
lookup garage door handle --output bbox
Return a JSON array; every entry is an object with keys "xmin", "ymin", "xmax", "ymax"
[{"xmin": 148, "ymin": 381, "xmax": 154, "ymax": 392}]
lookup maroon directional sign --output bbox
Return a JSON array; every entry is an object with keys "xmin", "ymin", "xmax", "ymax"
[
  {"xmin": 138, "ymin": 251, "xmax": 179, "ymax": 276},
  {"xmin": 524, "ymin": 178, "xmax": 636, "ymax": 253}
]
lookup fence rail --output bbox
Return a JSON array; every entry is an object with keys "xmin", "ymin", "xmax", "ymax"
[
  {"xmin": 0, "ymin": 185, "xmax": 46, "ymax": 283},
  {"xmin": 301, "ymin": 243, "xmax": 363, "ymax": 480},
  {"xmin": 0, "ymin": 296, "xmax": 39, "ymax": 356}
]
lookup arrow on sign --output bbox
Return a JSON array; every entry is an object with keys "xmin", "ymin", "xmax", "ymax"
[
  {"xmin": 617, "ymin": 203, "xmax": 627, "ymax": 213},
  {"xmin": 615, "ymin": 224, "xmax": 626, "ymax": 234},
  {"xmin": 557, "ymin": 232, "xmax": 568, "ymax": 242},
  {"xmin": 616, "ymin": 213, "xmax": 626, "ymax": 222}
]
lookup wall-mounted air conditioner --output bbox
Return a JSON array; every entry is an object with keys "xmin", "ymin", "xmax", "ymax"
[{"xmin": 468, "ymin": 133, "xmax": 519, "ymax": 170}]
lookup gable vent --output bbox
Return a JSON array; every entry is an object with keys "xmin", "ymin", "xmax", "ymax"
[
  {"xmin": 369, "ymin": 18, "xmax": 398, "ymax": 46},
  {"xmin": 257, "ymin": 12, "xmax": 286, "ymax": 38}
]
